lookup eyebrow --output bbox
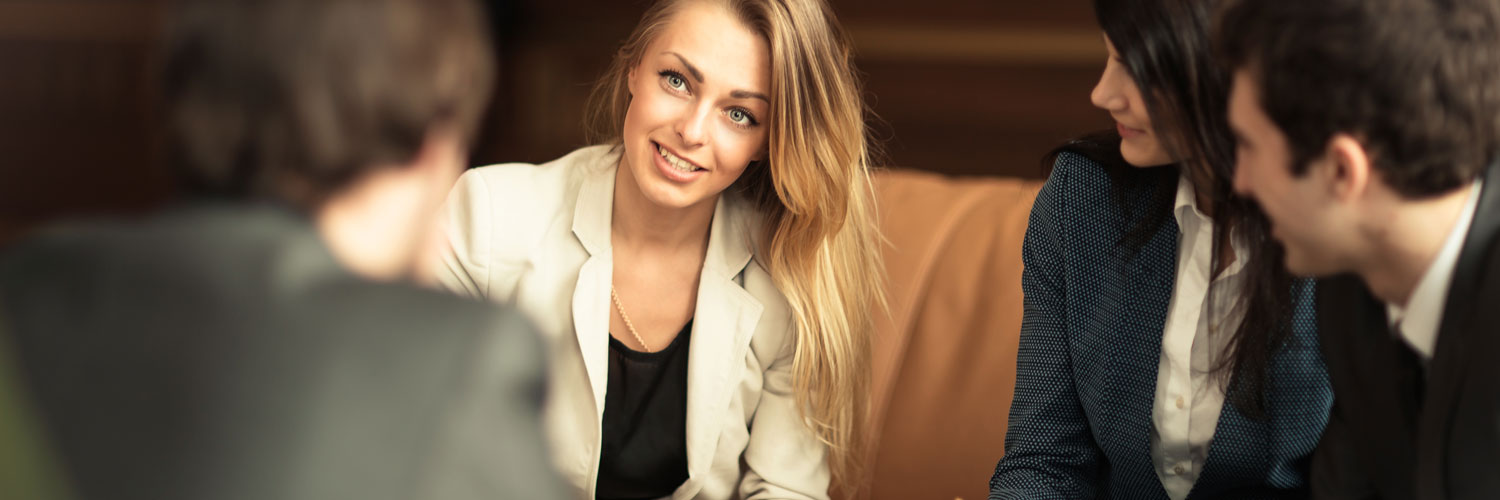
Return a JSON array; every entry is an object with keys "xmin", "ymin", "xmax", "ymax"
[
  {"xmin": 731, "ymin": 90, "xmax": 770, "ymax": 103},
  {"xmin": 665, "ymin": 51, "xmax": 770, "ymax": 104},
  {"xmin": 667, "ymin": 52, "xmax": 704, "ymax": 83}
]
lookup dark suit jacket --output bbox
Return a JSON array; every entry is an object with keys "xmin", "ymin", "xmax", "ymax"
[
  {"xmin": 1313, "ymin": 165, "xmax": 1500, "ymax": 500},
  {"xmin": 991, "ymin": 152, "xmax": 1334, "ymax": 500},
  {"xmin": 0, "ymin": 204, "xmax": 565, "ymax": 500}
]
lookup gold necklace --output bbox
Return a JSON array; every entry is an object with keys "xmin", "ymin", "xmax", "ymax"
[{"xmin": 610, "ymin": 285, "xmax": 652, "ymax": 352}]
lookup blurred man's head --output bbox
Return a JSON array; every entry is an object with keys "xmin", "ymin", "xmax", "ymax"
[
  {"xmin": 1217, "ymin": 0, "xmax": 1500, "ymax": 276},
  {"xmin": 163, "ymin": 0, "xmax": 496, "ymax": 280}
]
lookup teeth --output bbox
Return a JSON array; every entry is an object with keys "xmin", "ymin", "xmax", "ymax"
[{"xmin": 658, "ymin": 145, "xmax": 699, "ymax": 173}]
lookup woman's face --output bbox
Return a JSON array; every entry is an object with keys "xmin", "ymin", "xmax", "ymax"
[
  {"xmin": 1091, "ymin": 35, "xmax": 1175, "ymax": 167},
  {"xmin": 619, "ymin": 1, "xmax": 772, "ymax": 211}
]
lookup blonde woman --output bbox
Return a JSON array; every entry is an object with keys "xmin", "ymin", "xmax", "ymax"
[{"xmin": 438, "ymin": 0, "xmax": 881, "ymax": 498}]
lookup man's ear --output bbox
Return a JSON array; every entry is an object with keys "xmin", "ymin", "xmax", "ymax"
[
  {"xmin": 1322, "ymin": 133, "xmax": 1372, "ymax": 204},
  {"xmin": 409, "ymin": 128, "xmax": 464, "ymax": 181}
]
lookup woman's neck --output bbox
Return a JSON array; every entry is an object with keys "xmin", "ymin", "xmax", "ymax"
[{"xmin": 611, "ymin": 157, "xmax": 716, "ymax": 254}]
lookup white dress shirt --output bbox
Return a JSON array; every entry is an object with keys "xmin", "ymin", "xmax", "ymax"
[
  {"xmin": 1151, "ymin": 174, "xmax": 1248, "ymax": 500},
  {"xmin": 1385, "ymin": 180, "xmax": 1484, "ymax": 361}
]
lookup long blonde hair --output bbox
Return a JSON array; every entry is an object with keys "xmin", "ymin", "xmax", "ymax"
[{"xmin": 586, "ymin": 0, "xmax": 883, "ymax": 491}]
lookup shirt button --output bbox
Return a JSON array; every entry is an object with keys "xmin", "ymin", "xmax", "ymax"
[
  {"xmin": 1175, "ymin": 396, "xmax": 1186, "ymax": 409},
  {"xmin": 1174, "ymin": 465, "xmax": 1187, "ymax": 476}
]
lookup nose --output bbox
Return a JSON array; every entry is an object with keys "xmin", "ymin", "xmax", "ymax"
[
  {"xmin": 1090, "ymin": 62, "xmax": 1127, "ymax": 113},
  {"xmin": 676, "ymin": 100, "xmax": 711, "ymax": 147}
]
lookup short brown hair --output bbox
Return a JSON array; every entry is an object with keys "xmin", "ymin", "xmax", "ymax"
[
  {"xmin": 164, "ymin": 0, "xmax": 496, "ymax": 209},
  {"xmin": 1216, "ymin": 0, "xmax": 1500, "ymax": 198}
]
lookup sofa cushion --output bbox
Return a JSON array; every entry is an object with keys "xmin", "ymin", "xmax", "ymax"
[{"xmin": 858, "ymin": 169, "xmax": 1041, "ymax": 500}]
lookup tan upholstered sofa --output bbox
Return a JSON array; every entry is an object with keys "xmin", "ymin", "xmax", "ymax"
[{"xmin": 847, "ymin": 169, "xmax": 1043, "ymax": 500}]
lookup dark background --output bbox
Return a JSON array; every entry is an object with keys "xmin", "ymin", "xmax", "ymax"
[{"xmin": 0, "ymin": 0, "xmax": 1107, "ymax": 244}]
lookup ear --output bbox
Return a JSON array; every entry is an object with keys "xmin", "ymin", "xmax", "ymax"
[
  {"xmin": 1322, "ymin": 133, "xmax": 1371, "ymax": 203},
  {"xmin": 627, "ymin": 63, "xmax": 640, "ymax": 97},
  {"xmin": 408, "ymin": 128, "xmax": 464, "ymax": 184}
]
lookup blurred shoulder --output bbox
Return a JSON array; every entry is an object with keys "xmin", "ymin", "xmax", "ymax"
[
  {"xmin": 0, "ymin": 205, "xmax": 325, "ymax": 302},
  {"xmin": 308, "ymin": 279, "xmax": 535, "ymax": 342}
]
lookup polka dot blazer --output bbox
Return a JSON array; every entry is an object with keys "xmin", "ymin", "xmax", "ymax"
[{"xmin": 988, "ymin": 152, "xmax": 1333, "ymax": 500}]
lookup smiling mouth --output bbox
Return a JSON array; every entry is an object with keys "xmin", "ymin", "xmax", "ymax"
[
  {"xmin": 1117, "ymin": 122, "xmax": 1146, "ymax": 134},
  {"xmin": 656, "ymin": 142, "xmax": 704, "ymax": 173}
]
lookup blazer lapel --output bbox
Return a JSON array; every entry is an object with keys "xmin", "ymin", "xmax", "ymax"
[
  {"xmin": 1320, "ymin": 273, "xmax": 1422, "ymax": 497},
  {"xmin": 1107, "ymin": 214, "xmax": 1178, "ymax": 493},
  {"xmin": 1190, "ymin": 386, "xmax": 1268, "ymax": 498},
  {"xmin": 680, "ymin": 195, "xmax": 763, "ymax": 495},
  {"xmin": 1192, "ymin": 283, "xmax": 1328, "ymax": 499},
  {"xmin": 570, "ymin": 163, "xmax": 617, "ymax": 420},
  {"xmin": 1416, "ymin": 163, "xmax": 1500, "ymax": 497}
]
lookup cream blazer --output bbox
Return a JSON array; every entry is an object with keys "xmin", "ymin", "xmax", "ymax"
[{"xmin": 438, "ymin": 145, "xmax": 830, "ymax": 500}]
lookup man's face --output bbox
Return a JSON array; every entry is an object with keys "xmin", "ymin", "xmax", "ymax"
[{"xmin": 1228, "ymin": 69, "xmax": 1357, "ymax": 276}]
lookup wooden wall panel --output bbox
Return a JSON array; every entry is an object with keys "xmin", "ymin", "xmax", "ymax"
[
  {"xmin": 479, "ymin": 0, "xmax": 1110, "ymax": 176},
  {"xmin": 0, "ymin": 1, "xmax": 168, "ymax": 244},
  {"xmin": 0, "ymin": 0, "xmax": 1110, "ymax": 241}
]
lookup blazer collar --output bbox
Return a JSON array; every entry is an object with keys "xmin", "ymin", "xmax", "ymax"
[
  {"xmin": 1432, "ymin": 161, "xmax": 1500, "ymax": 343},
  {"xmin": 1105, "ymin": 198, "xmax": 1295, "ymax": 497},
  {"xmin": 570, "ymin": 151, "xmax": 616, "ymax": 258},
  {"xmin": 1116, "ymin": 211, "xmax": 1295, "ymax": 498},
  {"xmin": 1104, "ymin": 213, "xmax": 1177, "ymax": 496},
  {"xmin": 569, "ymin": 152, "xmax": 764, "ymax": 491},
  {"xmin": 1415, "ymin": 161, "xmax": 1500, "ymax": 496}
]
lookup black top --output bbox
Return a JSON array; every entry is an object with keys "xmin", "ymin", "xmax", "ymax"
[{"xmin": 596, "ymin": 320, "xmax": 693, "ymax": 500}]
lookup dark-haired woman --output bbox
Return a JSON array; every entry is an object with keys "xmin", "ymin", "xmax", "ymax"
[{"xmin": 988, "ymin": 0, "xmax": 1333, "ymax": 498}]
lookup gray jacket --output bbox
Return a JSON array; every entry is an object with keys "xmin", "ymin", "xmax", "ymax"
[{"xmin": 0, "ymin": 204, "xmax": 564, "ymax": 500}]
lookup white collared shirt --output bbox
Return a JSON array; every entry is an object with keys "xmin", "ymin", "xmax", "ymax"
[
  {"xmin": 1385, "ymin": 180, "xmax": 1484, "ymax": 361},
  {"xmin": 1152, "ymin": 174, "xmax": 1248, "ymax": 500}
]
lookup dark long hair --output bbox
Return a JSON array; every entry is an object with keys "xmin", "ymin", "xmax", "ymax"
[{"xmin": 1053, "ymin": 0, "xmax": 1302, "ymax": 418}]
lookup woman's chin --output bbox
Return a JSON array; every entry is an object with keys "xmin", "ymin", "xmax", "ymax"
[
  {"xmin": 1120, "ymin": 144, "xmax": 1173, "ymax": 168},
  {"xmin": 632, "ymin": 171, "xmax": 706, "ymax": 210}
]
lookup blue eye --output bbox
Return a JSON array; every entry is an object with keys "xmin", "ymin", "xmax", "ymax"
[
  {"xmin": 662, "ymin": 71, "xmax": 687, "ymax": 91},
  {"xmin": 727, "ymin": 108, "xmax": 757, "ymax": 126}
]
